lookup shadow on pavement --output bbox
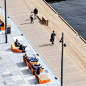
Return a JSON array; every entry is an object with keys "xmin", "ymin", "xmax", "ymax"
[{"xmin": 39, "ymin": 43, "xmax": 53, "ymax": 47}]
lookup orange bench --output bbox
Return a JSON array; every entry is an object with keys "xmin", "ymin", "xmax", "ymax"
[
  {"xmin": 0, "ymin": 24, "xmax": 11, "ymax": 31},
  {"xmin": 23, "ymin": 56, "xmax": 26, "ymax": 62},
  {"xmin": 11, "ymin": 42, "xmax": 21, "ymax": 53},
  {"xmin": 35, "ymin": 73, "xmax": 50, "ymax": 84},
  {"xmin": 0, "ymin": 13, "xmax": 11, "ymax": 31}
]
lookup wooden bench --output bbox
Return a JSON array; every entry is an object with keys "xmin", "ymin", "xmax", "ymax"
[
  {"xmin": 35, "ymin": 73, "xmax": 50, "ymax": 84},
  {"xmin": 37, "ymin": 16, "xmax": 48, "ymax": 26},
  {"xmin": 11, "ymin": 42, "xmax": 21, "ymax": 53},
  {"xmin": 42, "ymin": 17, "xmax": 48, "ymax": 26}
]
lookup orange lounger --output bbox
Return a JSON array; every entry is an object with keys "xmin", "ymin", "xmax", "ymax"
[
  {"xmin": 11, "ymin": 42, "xmax": 21, "ymax": 53},
  {"xmin": 35, "ymin": 73, "xmax": 50, "ymax": 84}
]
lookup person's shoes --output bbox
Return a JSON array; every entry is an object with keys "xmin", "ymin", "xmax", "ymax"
[
  {"xmin": 39, "ymin": 64, "xmax": 41, "ymax": 66},
  {"xmin": 36, "ymin": 58, "xmax": 39, "ymax": 61},
  {"xmin": 25, "ymin": 46, "xmax": 27, "ymax": 48},
  {"xmin": 22, "ymin": 51, "xmax": 26, "ymax": 53},
  {"xmin": 52, "ymin": 43, "xmax": 54, "ymax": 45}
]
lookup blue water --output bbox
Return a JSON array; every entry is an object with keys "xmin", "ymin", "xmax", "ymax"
[{"xmin": 49, "ymin": 0, "xmax": 86, "ymax": 40}]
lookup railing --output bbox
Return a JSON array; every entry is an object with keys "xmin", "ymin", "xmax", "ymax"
[
  {"xmin": 79, "ymin": 36, "xmax": 86, "ymax": 43},
  {"xmin": 59, "ymin": 15, "xmax": 78, "ymax": 35},
  {"xmin": 42, "ymin": 0, "xmax": 58, "ymax": 14}
]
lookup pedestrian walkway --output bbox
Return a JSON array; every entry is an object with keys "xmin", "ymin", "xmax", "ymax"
[
  {"xmin": 0, "ymin": 7, "xmax": 59, "ymax": 86},
  {"xmin": 0, "ymin": 0, "xmax": 86, "ymax": 86}
]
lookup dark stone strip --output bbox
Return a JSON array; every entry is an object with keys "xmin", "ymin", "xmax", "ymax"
[{"xmin": 45, "ymin": 0, "xmax": 66, "ymax": 2}]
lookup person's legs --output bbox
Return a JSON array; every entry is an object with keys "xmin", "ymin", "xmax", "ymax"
[
  {"xmin": 22, "ymin": 48, "xmax": 26, "ymax": 53},
  {"xmin": 52, "ymin": 39, "xmax": 54, "ymax": 44},
  {"xmin": 31, "ymin": 17, "xmax": 32, "ymax": 23},
  {"xmin": 30, "ymin": 57, "xmax": 36, "ymax": 60},
  {"xmin": 34, "ymin": 64, "xmax": 40, "ymax": 66},
  {"xmin": 34, "ymin": 14, "xmax": 37, "ymax": 20},
  {"xmin": 31, "ymin": 59, "xmax": 38, "ymax": 62},
  {"xmin": 31, "ymin": 17, "xmax": 34, "ymax": 23},
  {"xmin": 33, "ymin": 69, "xmax": 37, "ymax": 75}
]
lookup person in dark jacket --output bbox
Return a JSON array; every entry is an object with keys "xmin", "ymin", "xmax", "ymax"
[
  {"xmin": 50, "ymin": 31, "xmax": 56, "ymax": 44},
  {"xmin": 15, "ymin": 39, "xmax": 20, "ymax": 47},
  {"xmin": 33, "ymin": 8, "xmax": 38, "ymax": 19},
  {"xmin": 32, "ymin": 64, "xmax": 44, "ymax": 75}
]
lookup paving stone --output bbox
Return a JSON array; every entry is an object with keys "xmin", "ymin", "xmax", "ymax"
[
  {"xmin": 11, "ymin": 71, "xmax": 20, "ymax": 76},
  {"xmin": 3, "ymin": 69, "xmax": 11, "ymax": 75},
  {"xmin": 7, "ymin": 81, "xmax": 16, "ymax": 86},
  {"xmin": 11, "ymin": 31, "xmax": 20, "ymax": 37},
  {"xmin": 8, "ymin": 66, "xmax": 19, "ymax": 72},
  {"xmin": 3, "ymin": 82, "xmax": 7, "ymax": 85},
  {"xmin": 11, "ymin": 75, "xmax": 23, "ymax": 81},
  {"xmin": 17, "ymin": 80, "xmax": 26, "ymax": 85},
  {"xmin": 0, "ymin": 83, "xmax": 4, "ymax": 86},
  {"xmin": 0, "ymin": 76, "xmax": 4, "ymax": 82},
  {"xmin": 2, "ymin": 74, "xmax": 11, "ymax": 78},
  {"xmin": 6, "ymin": 63, "xmax": 14, "ymax": 67},
  {"xmin": 0, "ymin": 64, "xmax": 4, "ymax": 67},
  {"xmin": 0, "ymin": 46, "xmax": 4, "ymax": 51},
  {"xmin": 10, "ymin": 83, "xmax": 19, "ymax": 86}
]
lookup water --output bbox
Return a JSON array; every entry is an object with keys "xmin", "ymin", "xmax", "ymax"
[{"xmin": 49, "ymin": 0, "xmax": 86, "ymax": 40}]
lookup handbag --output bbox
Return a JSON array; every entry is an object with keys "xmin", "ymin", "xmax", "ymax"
[{"xmin": 50, "ymin": 39, "xmax": 52, "ymax": 42}]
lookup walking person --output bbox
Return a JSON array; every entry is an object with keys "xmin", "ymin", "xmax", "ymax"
[
  {"xmin": 50, "ymin": 31, "xmax": 56, "ymax": 45},
  {"xmin": 30, "ymin": 12, "xmax": 34, "ymax": 23},
  {"xmin": 33, "ymin": 8, "xmax": 38, "ymax": 20}
]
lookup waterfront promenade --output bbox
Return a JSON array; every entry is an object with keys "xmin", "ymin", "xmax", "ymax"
[
  {"xmin": 0, "ymin": 0, "xmax": 86, "ymax": 86},
  {"xmin": 0, "ymin": 6, "xmax": 59, "ymax": 86}
]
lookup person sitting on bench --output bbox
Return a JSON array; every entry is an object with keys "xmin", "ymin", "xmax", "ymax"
[
  {"xmin": 0, "ymin": 21, "xmax": 4, "ymax": 30},
  {"xmin": 23, "ymin": 54, "xmax": 38, "ymax": 62},
  {"xmin": 15, "ymin": 39, "xmax": 20, "ymax": 47},
  {"xmin": 31, "ymin": 64, "xmax": 44, "ymax": 75},
  {"xmin": 32, "ymin": 64, "xmax": 43, "ymax": 70},
  {"xmin": 0, "ymin": 21, "xmax": 4, "ymax": 27},
  {"xmin": 19, "ymin": 44, "xmax": 27, "ymax": 53}
]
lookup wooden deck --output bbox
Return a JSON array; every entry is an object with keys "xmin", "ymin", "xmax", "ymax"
[{"xmin": 0, "ymin": 0, "xmax": 86, "ymax": 86}]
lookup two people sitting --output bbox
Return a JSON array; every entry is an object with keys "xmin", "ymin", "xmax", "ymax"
[
  {"xmin": 15, "ymin": 39, "xmax": 27, "ymax": 53},
  {"xmin": 23, "ymin": 54, "xmax": 44, "ymax": 75},
  {"xmin": 23, "ymin": 54, "xmax": 38, "ymax": 63}
]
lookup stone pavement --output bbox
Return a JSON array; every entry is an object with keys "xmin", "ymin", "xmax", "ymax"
[{"xmin": 0, "ymin": 7, "xmax": 59, "ymax": 86}]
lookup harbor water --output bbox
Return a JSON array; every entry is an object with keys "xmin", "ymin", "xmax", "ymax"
[{"xmin": 49, "ymin": 0, "xmax": 86, "ymax": 40}]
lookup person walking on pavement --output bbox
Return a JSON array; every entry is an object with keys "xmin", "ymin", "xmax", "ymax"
[
  {"xmin": 30, "ymin": 12, "xmax": 34, "ymax": 23},
  {"xmin": 50, "ymin": 31, "xmax": 56, "ymax": 45},
  {"xmin": 33, "ymin": 8, "xmax": 38, "ymax": 20}
]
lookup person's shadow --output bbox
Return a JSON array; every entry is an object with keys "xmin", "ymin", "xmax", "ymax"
[{"xmin": 39, "ymin": 43, "xmax": 53, "ymax": 47}]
